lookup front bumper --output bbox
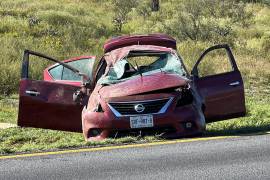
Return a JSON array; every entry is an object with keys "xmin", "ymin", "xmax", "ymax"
[{"xmin": 82, "ymin": 95, "xmax": 205, "ymax": 141}]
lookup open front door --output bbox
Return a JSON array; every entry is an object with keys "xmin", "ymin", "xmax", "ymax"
[
  {"xmin": 18, "ymin": 50, "xmax": 94, "ymax": 132},
  {"xmin": 191, "ymin": 44, "xmax": 246, "ymax": 123}
]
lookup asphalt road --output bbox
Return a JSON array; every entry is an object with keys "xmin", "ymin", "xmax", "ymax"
[{"xmin": 1, "ymin": 134, "xmax": 270, "ymax": 180}]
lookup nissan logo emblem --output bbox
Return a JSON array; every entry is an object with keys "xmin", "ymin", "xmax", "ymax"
[{"xmin": 134, "ymin": 104, "xmax": 145, "ymax": 113}]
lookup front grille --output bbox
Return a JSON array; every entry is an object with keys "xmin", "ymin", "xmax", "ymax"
[{"xmin": 108, "ymin": 98, "xmax": 173, "ymax": 117}]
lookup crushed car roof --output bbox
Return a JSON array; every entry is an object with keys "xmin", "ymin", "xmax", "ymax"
[
  {"xmin": 104, "ymin": 45, "xmax": 175, "ymax": 65},
  {"xmin": 103, "ymin": 34, "xmax": 177, "ymax": 53}
]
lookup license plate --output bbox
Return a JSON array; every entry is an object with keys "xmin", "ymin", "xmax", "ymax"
[{"xmin": 130, "ymin": 115, "xmax": 153, "ymax": 128}]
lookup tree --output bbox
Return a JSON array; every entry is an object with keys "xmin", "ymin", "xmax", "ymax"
[
  {"xmin": 112, "ymin": 0, "xmax": 138, "ymax": 32},
  {"xmin": 151, "ymin": 0, "xmax": 159, "ymax": 11}
]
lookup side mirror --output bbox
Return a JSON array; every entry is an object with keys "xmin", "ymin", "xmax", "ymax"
[
  {"xmin": 79, "ymin": 72, "xmax": 91, "ymax": 87},
  {"xmin": 72, "ymin": 86, "xmax": 89, "ymax": 105},
  {"xmin": 73, "ymin": 75, "xmax": 91, "ymax": 105}
]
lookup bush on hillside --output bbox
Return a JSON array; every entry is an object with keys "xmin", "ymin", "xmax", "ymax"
[
  {"xmin": 162, "ymin": 0, "xmax": 253, "ymax": 44},
  {"xmin": 0, "ymin": 0, "xmax": 268, "ymax": 95},
  {"xmin": 112, "ymin": 0, "xmax": 138, "ymax": 32}
]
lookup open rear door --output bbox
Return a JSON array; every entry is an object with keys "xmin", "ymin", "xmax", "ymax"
[
  {"xmin": 191, "ymin": 44, "xmax": 246, "ymax": 123},
  {"xmin": 18, "ymin": 50, "xmax": 93, "ymax": 132}
]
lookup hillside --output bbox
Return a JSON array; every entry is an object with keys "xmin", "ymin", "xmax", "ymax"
[{"xmin": 0, "ymin": 0, "xmax": 269, "ymax": 95}]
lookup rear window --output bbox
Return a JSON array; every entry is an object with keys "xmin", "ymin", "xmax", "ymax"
[{"xmin": 49, "ymin": 58, "xmax": 94, "ymax": 81}]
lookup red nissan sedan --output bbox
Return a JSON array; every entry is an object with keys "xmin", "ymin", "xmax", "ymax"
[{"xmin": 18, "ymin": 34, "xmax": 246, "ymax": 141}]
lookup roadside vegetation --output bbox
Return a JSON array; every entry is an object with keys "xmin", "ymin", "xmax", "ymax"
[{"xmin": 0, "ymin": 0, "xmax": 269, "ymax": 154}]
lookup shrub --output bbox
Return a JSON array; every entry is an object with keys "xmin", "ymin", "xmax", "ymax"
[
  {"xmin": 0, "ymin": 0, "xmax": 268, "ymax": 96},
  {"xmin": 36, "ymin": 10, "xmax": 75, "ymax": 26},
  {"xmin": 163, "ymin": 0, "xmax": 253, "ymax": 44},
  {"xmin": 261, "ymin": 34, "xmax": 270, "ymax": 53},
  {"xmin": 111, "ymin": 0, "xmax": 138, "ymax": 32}
]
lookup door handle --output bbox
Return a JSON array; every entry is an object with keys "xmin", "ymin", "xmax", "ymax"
[
  {"xmin": 25, "ymin": 90, "xmax": 40, "ymax": 96},
  {"xmin": 229, "ymin": 81, "xmax": 240, "ymax": 86}
]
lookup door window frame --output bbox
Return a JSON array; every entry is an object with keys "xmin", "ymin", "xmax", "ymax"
[
  {"xmin": 191, "ymin": 44, "xmax": 239, "ymax": 79},
  {"xmin": 22, "ymin": 50, "xmax": 81, "ymax": 79},
  {"xmin": 47, "ymin": 58, "xmax": 95, "ymax": 82}
]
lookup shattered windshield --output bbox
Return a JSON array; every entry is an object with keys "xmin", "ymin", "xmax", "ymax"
[{"xmin": 97, "ymin": 51, "xmax": 187, "ymax": 85}]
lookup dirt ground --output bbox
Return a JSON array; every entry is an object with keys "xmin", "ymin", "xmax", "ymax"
[{"xmin": 0, "ymin": 123, "xmax": 17, "ymax": 129}]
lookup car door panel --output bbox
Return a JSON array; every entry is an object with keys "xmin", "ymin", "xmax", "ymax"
[
  {"xmin": 194, "ymin": 71, "xmax": 245, "ymax": 122},
  {"xmin": 19, "ymin": 79, "xmax": 83, "ymax": 132},
  {"xmin": 18, "ymin": 50, "xmax": 92, "ymax": 132},
  {"xmin": 192, "ymin": 44, "xmax": 246, "ymax": 123}
]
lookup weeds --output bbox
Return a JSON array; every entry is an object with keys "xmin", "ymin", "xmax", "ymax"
[
  {"xmin": 0, "ymin": 1, "xmax": 268, "ymax": 95},
  {"xmin": 0, "ymin": 95, "xmax": 18, "ymax": 124}
]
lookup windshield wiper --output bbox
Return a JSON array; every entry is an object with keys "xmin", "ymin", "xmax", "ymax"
[{"xmin": 124, "ymin": 58, "xmax": 142, "ymax": 77}]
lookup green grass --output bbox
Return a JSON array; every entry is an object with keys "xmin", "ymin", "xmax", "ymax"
[
  {"xmin": 207, "ymin": 99, "xmax": 270, "ymax": 135},
  {"xmin": 0, "ymin": 0, "xmax": 269, "ymax": 95},
  {"xmin": 0, "ymin": 95, "xmax": 18, "ymax": 124},
  {"xmin": 0, "ymin": 127, "xmax": 162, "ymax": 155},
  {"xmin": 0, "ymin": 95, "xmax": 269, "ymax": 155}
]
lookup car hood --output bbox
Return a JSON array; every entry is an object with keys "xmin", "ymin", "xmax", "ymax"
[{"xmin": 98, "ymin": 72, "xmax": 189, "ymax": 98}]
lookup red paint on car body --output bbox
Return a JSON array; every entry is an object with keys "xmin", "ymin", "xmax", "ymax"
[
  {"xmin": 98, "ymin": 72, "xmax": 189, "ymax": 98},
  {"xmin": 18, "ymin": 34, "xmax": 246, "ymax": 141}
]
